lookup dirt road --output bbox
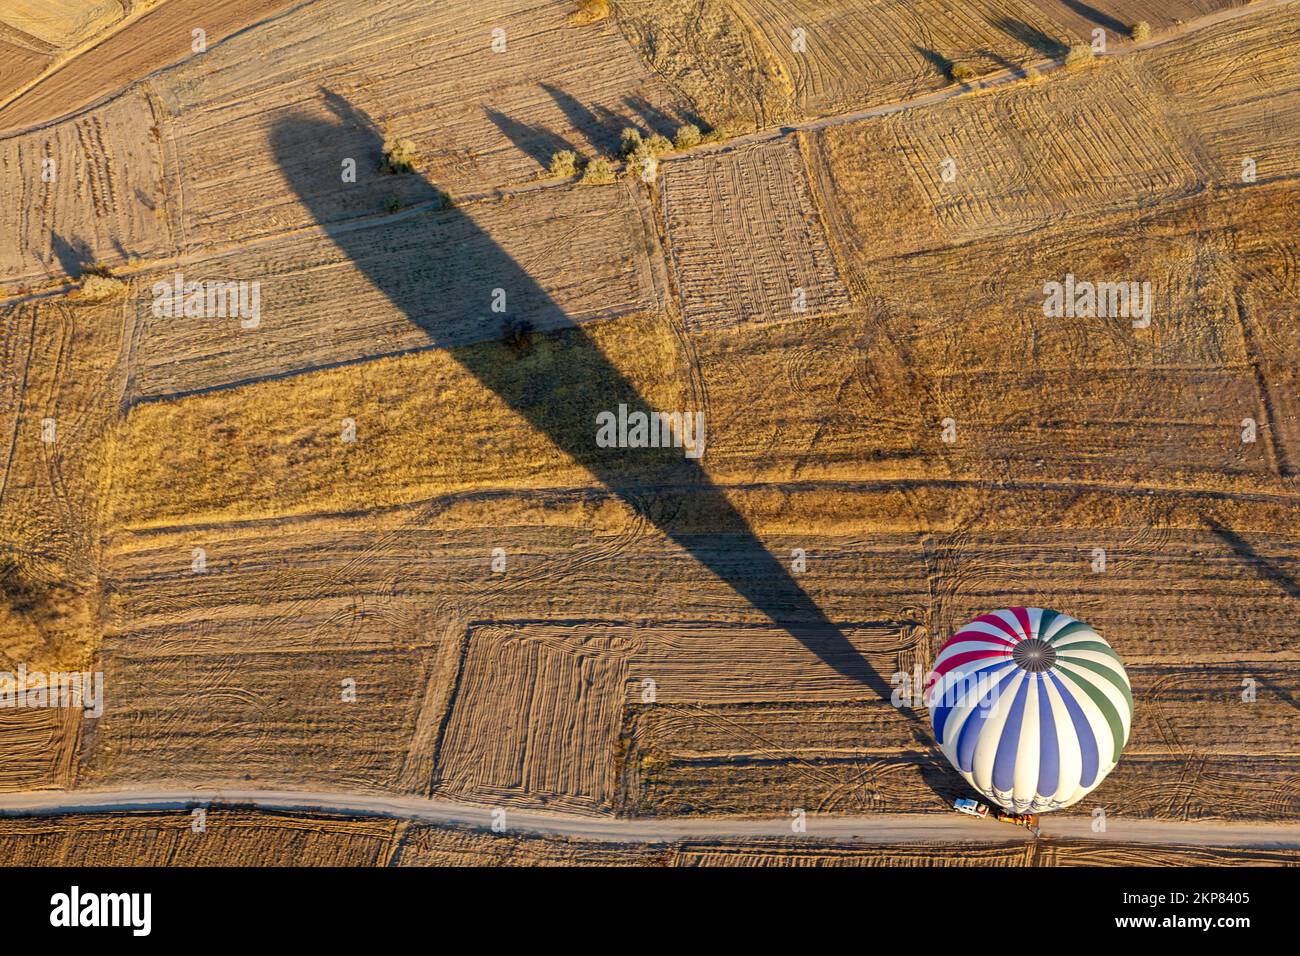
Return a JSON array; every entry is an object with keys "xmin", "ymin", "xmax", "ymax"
[{"xmin": 1, "ymin": 788, "xmax": 1296, "ymax": 848}]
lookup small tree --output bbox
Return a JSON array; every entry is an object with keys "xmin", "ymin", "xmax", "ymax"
[
  {"xmin": 501, "ymin": 318, "xmax": 534, "ymax": 354},
  {"xmin": 624, "ymin": 145, "xmax": 658, "ymax": 182},
  {"xmin": 549, "ymin": 149, "xmax": 578, "ymax": 178},
  {"xmin": 74, "ymin": 273, "xmax": 127, "ymax": 301},
  {"xmin": 619, "ymin": 127, "xmax": 644, "ymax": 157},
  {"xmin": 1065, "ymin": 43, "xmax": 1094, "ymax": 66},
  {"xmin": 644, "ymin": 133, "xmax": 673, "ymax": 157},
  {"xmin": 673, "ymin": 123, "xmax": 701, "ymax": 150},
  {"xmin": 950, "ymin": 61, "xmax": 978, "ymax": 83},
  {"xmin": 579, "ymin": 155, "xmax": 615, "ymax": 185},
  {"xmin": 381, "ymin": 138, "xmax": 418, "ymax": 174},
  {"xmin": 571, "ymin": 0, "xmax": 609, "ymax": 24},
  {"xmin": 1130, "ymin": 21, "xmax": 1151, "ymax": 42}
]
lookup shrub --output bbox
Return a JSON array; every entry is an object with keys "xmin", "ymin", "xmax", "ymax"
[
  {"xmin": 619, "ymin": 127, "xmax": 644, "ymax": 156},
  {"xmin": 500, "ymin": 318, "xmax": 534, "ymax": 354},
  {"xmin": 548, "ymin": 149, "xmax": 578, "ymax": 178},
  {"xmin": 673, "ymin": 123, "xmax": 701, "ymax": 150},
  {"xmin": 644, "ymin": 133, "xmax": 673, "ymax": 157},
  {"xmin": 74, "ymin": 273, "xmax": 127, "ymax": 301},
  {"xmin": 1130, "ymin": 21, "xmax": 1151, "ymax": 42},
  {"xmin": 383, "ymin": 194, "xmax": 401, "ymax": 214},
  {"xmin": 624, "ymin": 146, "xmax": 659, "ymax": 182},
  {"xmin": 1065, "ymin": 43, "xmax": 1094, "ymax": 66},
  {"xmin": 579, "ymin": 155, "xmax": 615, "ymax": 185},
  {"xmin": 699, "ymin": 126, "xmax": 729, "ymax": 144},
  {"xmin": 950, "ymin": 61, "xmax": 979, "ymax": 83},
  {"xmin": 571, "ymin": 0, "xmax": 609, "ymax": 25},
  {"xmin": 380, "ymin": 138, "xmax": 418, "ymax": 174}
]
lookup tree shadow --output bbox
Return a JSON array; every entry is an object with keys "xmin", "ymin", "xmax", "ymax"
[
  {"xmin": 990, "ymin": 17, "xmax": 1069, "ymax": 59},
  {"xmin": 484, "ymin": 107, "xmax": 576, "ymax": 170},
  {"xmin": 1058, "ymin": 0, "xmax": 1127, "ymax": 36},
  {"xmin": 621, "ymin": 91, "xmax": 697, "ymax": 139},
  {"xmin": 914, "ymin": 45, "xmax": 953, "ymax": 79},
  {"xmin": 540, "ymin": 82, "xmax": 628, "ymax": 154},
  {"xmin": 1204, "ymin": 519, "xmax": 1300, "ymax": 714},
  {"xmin": 1205, "ymin": 517, "xmax": 1300, "ymax": 601},
  {"xmin": 50, "ymin": 232, "xmax": 93, "ymax": 279},
  {"xmin": 268, "ymin": 92, "xmax": 933, "ymax": 733}
]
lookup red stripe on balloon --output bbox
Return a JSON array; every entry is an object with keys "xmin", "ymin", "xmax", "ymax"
[
  {"xmin": 936, "ymin": 629, "xmax": 1017, "ymax": 657},
  {"xmin": 972, "ymin": 611, "xmax": 1025, "ymax": 643},
  {"xmin": 931, "ymin": 648, "xmax": 1012, "ymax": 679},
  {"xmin": 1010, "ymin": 606, "xmax": 1032, "ymax": 641}
]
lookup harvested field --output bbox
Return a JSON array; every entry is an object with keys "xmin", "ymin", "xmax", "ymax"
[
  {"xmin": 153, "ymin": 0, "xmax": 688, "ymax": 249},
  {"xmin": 0, "ymin": 0, "xmax": 300, "ymax": 133},
  {"xmin": 0, "ymin": 809, "xmax": 398, "ymax": 865},
  {"xmin": 661, "ymin": 139, "xmax": 852, "ymax": 331},
  {"xmin": 613, "ymin": 0, "xmax": 1084, "ymax": 127},
  {"xmin": 81, "ymin": 642, "xmax": 446, "ymax": 792},
  {"xmin": 1143, "ymin": 6, "xmax": 1300, "ymax": 184},
  {"xmin": 731, "ymin": 0, "xmax": 1076, "ymax": 114},
  {"xmin": 0, "ymin": 295, "xmax": 127, "ymax": 676},
  {"xmin": 395, "ymin": 823, "xmax": 669, "ymax": 865},
  {"xmin": 110, "ymin": 311, "xmax": 688, "ymax": 528},
  {"xmin": 806, "ymin": 169, "xmax": 1300, "ymax": 488},
  {"xmin": 0, "ymin": 87, "xmax": 171, "ymax": 284},
  {"xmin": 90, "ymin": 483, "xmax": 1300, "ymax": 821},
  {"xmin": 0, "ymin": 35, "xmax": 53, "ymax": 105},
  {"xmin": 0, "ymin": 707, "xmax": 81, "ymax": 791},
  {"xmin": 0, "ymin": 0, "xmax": 122, "ymax": 49},
  {"xmin": 813, "ymin": 60, "xmax": 1202, "ymax": 249},
  {"xmin": 684, "ymin": 838, "xmax": 1300, "ymax": 866},
  {"xmin": 127, "ymin": 179, "xmax": 668, "ymax": 400},
  {"xmin": 1028, "ymin": 0, "xmax": 1245, "ymax": 44},
  {"xmin": 436, "ymin": 626, "xmax": 635, "ymax": 812}
]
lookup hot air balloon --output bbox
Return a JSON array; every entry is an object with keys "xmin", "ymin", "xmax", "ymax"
[{"xmin": 926, "ymin": 607, "xmax": 1132, "ymax": 813}]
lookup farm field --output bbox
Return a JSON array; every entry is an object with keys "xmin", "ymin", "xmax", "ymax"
[
  {"xmin": 0, "ymin": 809, "xmax": 400, "ymax": 865},
  {"xmin": 0, "ymin": 0, "xmax": 1297, "ymax": 871},
  {"xmin": 0, "ymin": 1, "xmax": 298, "ymax": 132},
  {"xmin": 613, "ymin": 0, "xmax": 1252, "ymax": 131},
  {"xmin": 75, "ymin": 484, "xmax": 1298, "ymax": 821}
]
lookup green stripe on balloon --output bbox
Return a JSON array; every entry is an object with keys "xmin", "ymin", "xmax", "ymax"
[
  {"xmin": 1036, "ymin": 608, "xmax": 1059, "ymax": 640},
  {"xmin": 1059, "ymin": 652, "xmax": 1134, "ymax": 711},
  {"xmin": 1045, "ymin": 619, "xmax": 1092, "ymax": 644},
  {"xmin": 1053, "ymin": 662, "xmax": 1128, "ymax": 764},
  {"xmin": 1056, "ymin": 639, "xmax": 1128, "ymax": 672}
]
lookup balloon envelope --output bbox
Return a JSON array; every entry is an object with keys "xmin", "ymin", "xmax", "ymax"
[{"xmin": 927, "ymin": 607, "xmax": 1132, "ymax": 813}]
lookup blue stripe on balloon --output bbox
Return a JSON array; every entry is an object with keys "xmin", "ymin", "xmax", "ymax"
[
  {"xmin": 932, "ymin": 660, "xmax": 1014, "ymax": 743},
  {"xmin": 1048, "ymin": 671, "xmax": 1099, "ymax": 787},
  {"xmin": 956, "ymin": 666, "xmax": 1022, "ymax": 773},
  {"xmin": 1036, "ymin": 673, "xmax": 1059, "ymax": 798},
  {"xmin": 992, "ymin": 674, "xmax": 1030, "ymax": 791}
]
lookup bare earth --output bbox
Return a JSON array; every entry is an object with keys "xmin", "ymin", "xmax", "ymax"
[{"xmin": 0, "ymin": 0, "xmax": 1297, "ymax": 866}]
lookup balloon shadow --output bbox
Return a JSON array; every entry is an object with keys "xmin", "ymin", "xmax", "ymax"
[{"xmin": 268, "ymin": 92, "xmax": 935, "ymax": 726}]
